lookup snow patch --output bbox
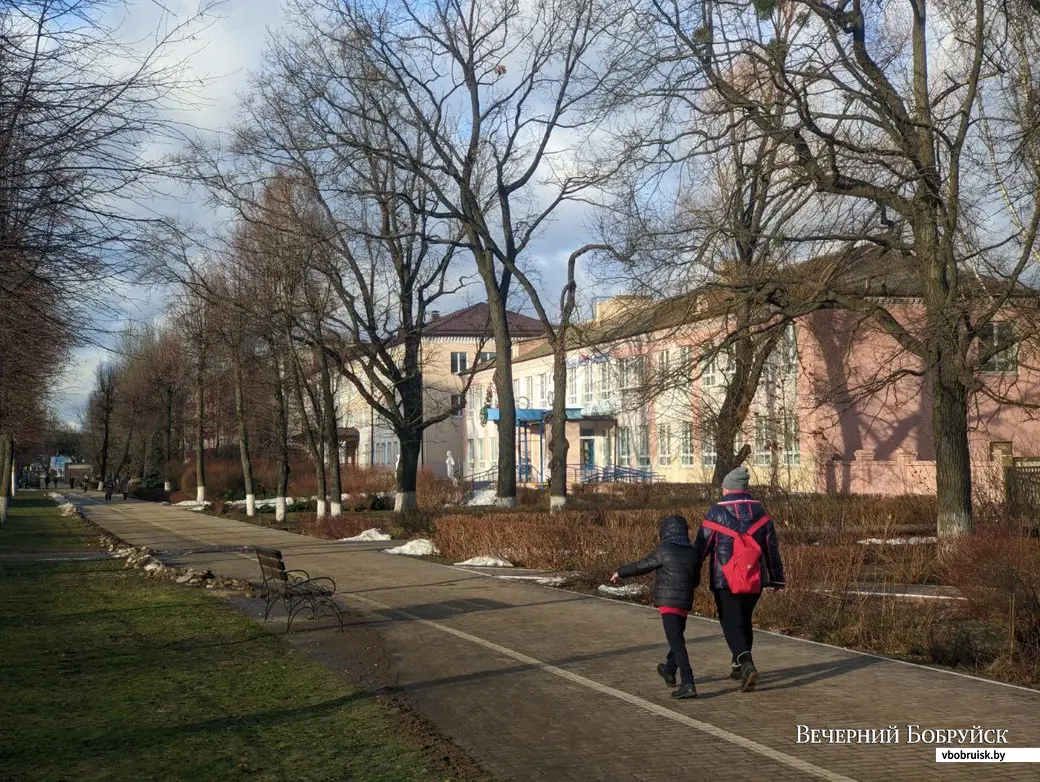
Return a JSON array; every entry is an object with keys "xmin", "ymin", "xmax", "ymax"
[
  {"xmin": 466, "ymin": 488, "xmax": 513, "ymax": 507},
  {"xmin": 48, "ymin": 492, "xmax": 67, "ymax": 503},
  {"xmin": 226, "ymin": 496, "xmax": 295, "ymax": 509},
  {"xmin": 174, "ymin": 500, "xmax": 211, "ymax": 512},
  {"xmin": 58, "ymin": 503, "xmax": 78, "ymax": 517},
  {"xmin": 499, "ymin": 574, "xmax": 571, "ymax": 586},
  {"xmin": 454, "ymin": 556, "xmax": 514, "ymax": 568},
  {"xmin": 597, "ymin": 584, "xmax": 648, "ymax": 597},
  {"xmin": 383, "ymin": 539, "xmax": 440, "ymax": 556},
  {"xmin": 340, "ymin": 528, "xmax": 392, "ymax": 542},
  {"xmin": 857, "ymin": 536, "xmax": 938, "ymax": 546}
]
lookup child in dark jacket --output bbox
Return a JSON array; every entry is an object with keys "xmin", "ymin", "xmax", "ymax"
[{"xmin": 611, "ymin": 514, "xmax": 698, "ymax": 699}]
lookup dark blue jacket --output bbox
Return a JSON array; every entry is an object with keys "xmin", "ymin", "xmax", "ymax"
[
  {"xmin": 617, "ymin": 514, "xmax": 697, "ymax": 610},
  {"xmin": 691, "ymin": 492, "xmax": 785, "ymax": 591}
]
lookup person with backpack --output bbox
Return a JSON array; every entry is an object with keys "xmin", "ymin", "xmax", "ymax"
[
  {"xmin": 610, "ymin": 514, "xmax": 698, "ymax": 699},
  {"xmin": 692, "ymin": 466, "xmax": 785, "ymax": 693}
]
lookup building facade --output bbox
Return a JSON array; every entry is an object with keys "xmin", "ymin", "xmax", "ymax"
[
  {"xmin": 462, "ymin": 271, "xmax": 1040, "ymax": 496},
  {"xmin": 340, "ymin": 303, "xmax": 543, "ymax": 476}
]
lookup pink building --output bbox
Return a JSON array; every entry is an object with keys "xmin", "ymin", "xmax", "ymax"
[{"xmin": 463, "ymin": 253, "xmax": 1040, "ymax": 495}]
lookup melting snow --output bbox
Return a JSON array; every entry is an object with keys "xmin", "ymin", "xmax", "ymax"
[
  {"xmin": 58, "ymin": 503, "xmax": 77, "ymax": 517},
  {"xmin": 340, "ymin": 528, "xmax": 392, "ymax": 542},
  {"xmin": 383, "ymin": 539, "xmax": 440, "ymax": 556},
  {"xmin": 597, "ymin": 584, "xmax": 648, "ymax": 597},
  {"xmin": 455, "ymin": 556, "xmax": 514, "ymax": 568},
  {"xmin": 857, "ymin": 537, "xmax": 938, "ymax": 545},
  {"xmin": 466, "ymin": 488, "xmax": 513, "ymax": 507}
]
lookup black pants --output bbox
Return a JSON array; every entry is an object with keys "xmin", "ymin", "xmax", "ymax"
[
  {"xmin": 105, "ymin": 490, "xmax": 112, "ymax": 501},
  {"xmin": 713, "ymin": 588, "xmax": 761, "ymax": 662},
  {"xmin": 661, "ymin": 613, "xmax": 694, "ymax": 685}
]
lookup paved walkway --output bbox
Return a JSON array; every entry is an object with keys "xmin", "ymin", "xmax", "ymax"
[{"xmin": 71, "ymin": 494, "xmax": 1040, "ymax": 782}]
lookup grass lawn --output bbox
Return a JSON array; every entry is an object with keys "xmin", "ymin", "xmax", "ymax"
[{"xmin": 0, "ymin": 495, "xmax": 450, "ymax": 781}]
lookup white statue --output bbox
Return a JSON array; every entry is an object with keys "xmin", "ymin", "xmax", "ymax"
[{"xmin": 446, "ymin": 450, "xmax": 457, "ymax": 485}]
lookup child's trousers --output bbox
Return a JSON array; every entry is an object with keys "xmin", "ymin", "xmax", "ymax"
[{"xmin": 661, "ymin": 613, "xmax": 694, "ymax": 685}]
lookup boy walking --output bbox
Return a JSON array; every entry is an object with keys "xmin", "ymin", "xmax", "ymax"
[
  {"xmin": 691, "ymin": 466, "xmax": 785, "ymax": 692},
  {"xmin": 611, "ymin": 514, "xmax": 698, "ymax": 699}
]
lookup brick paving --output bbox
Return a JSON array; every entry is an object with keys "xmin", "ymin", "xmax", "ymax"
[{"xmin": 71, "ymin": 494, "xmax": 1040, "ymax": 782}]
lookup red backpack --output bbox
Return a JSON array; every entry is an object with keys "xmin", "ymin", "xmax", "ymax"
[{"xmin": 702, "ymin": 516, "xmax": 771, "ymax": 594}]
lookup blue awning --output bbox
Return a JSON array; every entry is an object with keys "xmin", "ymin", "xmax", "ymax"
[{"xmin": 485, "ymin": 407, "xmax": 584, "ymax": 422}]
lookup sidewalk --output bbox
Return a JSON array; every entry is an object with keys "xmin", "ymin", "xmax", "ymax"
[{"xmin": 72, "ymin": 494, "xmax": 1040, "ymax": 782}]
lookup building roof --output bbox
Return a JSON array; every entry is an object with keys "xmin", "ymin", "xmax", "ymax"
[
  {"xmin": 473, "ymin": 246, "xmax": 1037, "ymax": 371},
  {"xmin": 424, "ymin": 302, "xmax": 544, "ymax": 339}
]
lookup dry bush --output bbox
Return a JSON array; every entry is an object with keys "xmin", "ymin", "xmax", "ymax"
[
  {"xmin": 945, "ymin": 530, "xmax": 1040, "ymax": 668},
  {"xmin": 300, "ymin": 513, "xmax": 388, "ymax": 540}
]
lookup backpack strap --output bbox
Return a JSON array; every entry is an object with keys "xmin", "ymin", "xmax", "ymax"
[
  {"xmin": 702, "ymin": 520, "xmax": 737, "ymax": 538},
  {"xmin": 702, "ymin": 517, "xmax": 771, "ymax": 538}
]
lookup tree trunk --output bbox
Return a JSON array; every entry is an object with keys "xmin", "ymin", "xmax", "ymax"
[
  {"xmin": 318, "ymin": 346, "xmax": 342, "ymax": 516},
  {"xmin": 163, "ymin": 388, "xmax": 173, "ymax": 492},
  {"xmin": 272, "ymin": 350, "xmax": 291, "ymax": 524},
  {"xmin": 0, "ymin": 433, "xmax": 10, "ymax": 525},
  {"xmin": 233, "ymin": 354, "xmax": 256, "ymax": 516},
  {"xmin": 98, "ymin": 408, "xmax": 111, "ymax": 490},
  {"xmin": 289, "ymin": 349, "xmax": 326, "ymax": 518},
  {"xmin": 195, "ymin": 364, "xmax": 206, "ymax": 504},
  {"xmin": 395, "ymin": 431, "xmax": 421, "ymax": 511},
  {"xmin": 933, "ymin": 354, "xmax": 973, "ymax": 537},
  {"xmin": 549, "ymin": 343, "xmax": 569, "ymax": 512}
]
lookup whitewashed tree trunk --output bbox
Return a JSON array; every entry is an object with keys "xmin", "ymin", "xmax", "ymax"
[
  {"xmin": 163, "ymin": 481, "xmax": 171, "ymax": 491},
  {"xmin": 275, "ymin": 496, "xmax": 286, "ymax": 522},
  {"xmin": 196, "ymin": 485, "xmax": 205, "ymax": 503},
  {"xmin": 330, "ymin": 499, "xmax": 342, "ymax": 516},
  {"xmin": 245, "ymin": 493, "xmax": 255, "ymax": 517},
  {"xmin": 394, "ymin": 491, "xmax": 417, "ymax": 512},
  {"xmin": 316, "ymin": 499, "xmax": 327, "ymax": 517}
]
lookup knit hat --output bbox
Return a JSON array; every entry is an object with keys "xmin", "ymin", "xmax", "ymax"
[{"xmin": 721, "ymin": 466, "xmax": 749, "ymax": 491}]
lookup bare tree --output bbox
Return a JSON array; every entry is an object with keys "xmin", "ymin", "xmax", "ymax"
[
  {"xmin": 630, "ymin": 0, "xmax": 1040, "ymax": 534},
  {"xmin": 275, "ymin": 0, "xmax": 634, "ymax": 506}
]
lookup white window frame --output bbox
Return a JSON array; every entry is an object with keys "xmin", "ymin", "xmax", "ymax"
[
  {"xmin": 451, "ymin": 351, "xmax": 468, "ymax": 375},
  {"xmin": 619, "ymin": 427, "xmax": 631, "ymax": 466},
  {"xmin": 582, "ymin": 364, "xmax": 594, "ymax": 403},
  {"xmin": 450, "ymin": 393, "xmax": 464, "ymax": 418},
  {"xmin": 701, "ymin": 419, "xmax": 716, "ymax": 467},
  {"xmin": 754, "ymin": 416, "xmax": 774, "ymax": 467},
  {"xmin": 979, "ymin": 322, "xmax": 1018, "ymax": 374},
  {"xmin": 467, "ymin": 439, "xmax": 475, "ymax": 470},
  {"xmin": 658, "ymin": 422, "xmax": 673, "ymax": 466},
  {"xmin": 636, "ymin": 424, "xmax": 650, "ymax": 467},
  {"xmin": 597, "ymin": 362, "xmax": 610, "ymax": 400},
  {"xmin": 783, "ymin": 413, "xmax": 801, "ymax": 467},
  {"xmin": 679, "ymin": 421, "xmax": 694, "ymax": 467},
  {"xmin": 567, "ymin": 367, "xmax": 578, "ymax": 404}
]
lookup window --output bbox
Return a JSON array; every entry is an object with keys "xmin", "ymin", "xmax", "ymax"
[
  {"xmin": 522, "ymin": 376, "xmax": 533, "ymax": 408},
  {"xmin": 476, "ymin": 438, "xmax": 486, "ymax": 468},
  {"xmin": 658, "ymin": 423, "xmax": 673, "ymax": 466},
  {"xmin": 467, "ymin": 439, "xmax": 475, "ymax": 470},
  {"xmin": 636, "ymin": 425, "xmax": 650, "ymax": 467},
  {"xmin": 783, "ymin": 414, "xmax": 800, "ymax": 466},
  {"xmin": 780, "ymin": 323, "xmax": 798, "ymax": 375},
  {"xmin": 513, "ymin": 378, "xmax": 520, "ymax": 401},
  {"xmin": 468, "ymin": 384, "xmax": 482, "ymax": 418},
  {"xmin": 619, "ymin": 427, "xmax": 631, "ymax": 466},
  {"xmin": 656, "ymin": 349, "xmax": 671, "ymax": 381},
  {"xmin": 490, "ymin": 436, "xmax": 498, "ymax": 463},
  {"xmin": 451, "ymin": 351, "xmax": 468, "ymax": 374},
  {"xmin": 479, "ymin": 351, "xmax": 495, "ymax": 363},
  {"xmin": 979, "ymin": 322, "xmax": 1018, "ymax": 374},
  {"xmin": 754, "ymin": 416, "xmax": 774, "ymax": 466},
  {"xmin": 582, "ymin": 364, "xmax": 594, "ymax": 403},
  {"xmin": 678, "ymin": 346, "xmax": 693, "ymax": 382},
  {"xmin": 597, "ymin": 362, "xmax": 610, "ymax": 400},
  {"xmin": 702, "ymin": 356, "xmax": 717, "ymax": 388},
  {"xmin": 567, "ymin": 368, "xmax": 578, "ymax": 404},
  {"xmin": 620, "ymin": 355, "xmax": 646, "ymax": 390},
  {"xmin": 537, "ymin": 373, "xmax": 547, "ymax": 407},
  {"xmin": 701, "ymin": 420, "xmax": 716, "ymax": 467},
  {"xmin": 679, "ymin": 421, "xmax": 694, "ymax": 467},
  {"xmin": 450, "ymin": 394, "xmax": 464, "ymax": 417}
]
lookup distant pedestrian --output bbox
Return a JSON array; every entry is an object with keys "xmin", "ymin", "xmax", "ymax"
[
  {"xmin": 120, "ymin": 476, "xmax": 129, "ymax": 500},
  {"xmin": 610, "ymin": 514, "xmax": 698, "ymax": 699},
  {"xmin": 44, "ymin": 473, "xmax": 50, "ymax": 489},
  {"xmin": 69, "ymin": 475, "xmax": 74, "ymax": 490},
  {"xmin": 104, "ymin": 476, "xmax": 114, "ymax": 502},
  {"xmin": 691, "ymin": 466, "xmax": 785, "ymax": 692}
]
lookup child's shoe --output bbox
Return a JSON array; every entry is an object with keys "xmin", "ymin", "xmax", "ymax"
[
  {"xmin": 671, "ymin": 682, "xmax": 697, "ymax": 699},
  {"xmin": 657, "ymin": 663, "xmax": 676, "ymax": 688}
]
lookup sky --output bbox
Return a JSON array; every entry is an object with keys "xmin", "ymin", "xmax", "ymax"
[{"xmin": 52, "ymin": 0, "xmax": 601, "ymax": 425}]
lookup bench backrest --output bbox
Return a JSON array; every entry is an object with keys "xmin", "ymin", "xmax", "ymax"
[{"xmin": 255, "ymin": 547, "xmax": 287, "ymax": 585}]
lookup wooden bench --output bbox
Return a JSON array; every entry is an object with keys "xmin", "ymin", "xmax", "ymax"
[{"xmin": 254, "ymin": 547, "xmax": 344, "ymax": 631}]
